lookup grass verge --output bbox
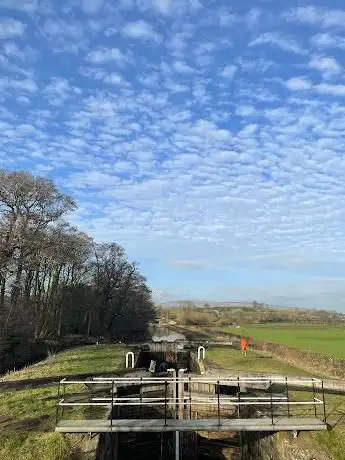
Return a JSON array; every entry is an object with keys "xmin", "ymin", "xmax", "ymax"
[
  {"xmin": 2, "ymin": 344, "xmax": 127, "ymax": 381},
  {"xmin": 206, "ymin": 346, "xmax": 312, "ymax": 376},
  {"xmin": 0, "ymin": 344, "xmax": 127, "ymax": 460}
]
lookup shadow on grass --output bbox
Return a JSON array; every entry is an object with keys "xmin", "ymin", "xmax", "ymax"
[
  {"xmin": 0, "ymin": 415, "xmax": 50, "ymax": 432},
  {"xmin": 0, "ymin": 368, "xmax": 144, "ymax": 393}
]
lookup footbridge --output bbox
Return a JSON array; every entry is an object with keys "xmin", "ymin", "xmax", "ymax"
[{"xmin": 55, "ymin": 375, "xmax": 327, "ymax": 434}]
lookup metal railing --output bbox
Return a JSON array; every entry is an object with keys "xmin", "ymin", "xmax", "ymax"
[{"xmin": 55, "ymin": 376, "xmax": 327, "ymax": 427}]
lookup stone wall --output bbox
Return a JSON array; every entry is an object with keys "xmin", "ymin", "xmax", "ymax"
[
  {"xmin": 243, "ymin": 431, "xmax": 330, "ymax": 460},
  {"xmin": 242, "ymin": 431, "xmax": 283, "ymax": 459}
]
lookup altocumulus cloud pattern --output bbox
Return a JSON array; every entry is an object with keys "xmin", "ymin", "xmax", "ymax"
[{"xmin": 1, "ymin": 0, "xmax": 345, "ymax": 309}]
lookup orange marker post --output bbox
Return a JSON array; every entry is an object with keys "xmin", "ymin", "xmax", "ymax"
[{"xmin": 240, "ymin": 337, "xmax": 248, "ymax": 357}]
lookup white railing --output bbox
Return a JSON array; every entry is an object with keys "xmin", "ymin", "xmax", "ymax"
[
  {"xmin": 55, "ymin": 375, "xmax": 327, "ymax": 428},
  {"xmin": 59, "ymin": 376, "xmax": 322, "ymax": 384}
]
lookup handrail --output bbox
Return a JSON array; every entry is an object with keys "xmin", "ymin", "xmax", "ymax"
[
  {"xmin": 63, "ymin": 377, "xmax": 323, "ymax": 384},
  {"xmin": 59, "ymin": 399, "xmax": 324, "ymax": 407},
  {"xmin": 56, "ymin": 375, "xmax": 327, "ymax": 428}
]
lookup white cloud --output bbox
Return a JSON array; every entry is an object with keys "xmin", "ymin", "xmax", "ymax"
[
  {"xmin": 165, "ymin": 80, "xmax": 189, "ymax": 92},
  {"xmin": 0, "ymin": 18, "xmax": 26, "ymax": 38},
  {"xmin": 5, "ymin": 0, "xmax": 345, "ymax": 311},
  {"xmin": 285, "ymin": 6, "xmax": 345, "ymax": 28},
  {"xmin": 122, "ymin": 20, "xmax": 160, "ymax": 41},
  {"xmin": 135, "ymin": 0, "xmax": 202, "ymax": 16},
  {"xmin": 150, "ymin": 0, "xmax": 173, "ymax": 15},
  {"xmin": 104, "ymin": 72, "xmax": 127, "ymax": 85},
  {"xmin": 173, "ymin": 61, "xmax": 194, "ymax": 74},
  {"xmin": 87, "ymin": 47, "xmax": 127, "ymax": 64},
  {"xmin": 309, "ymin": 56, "xmax": 341, "ymax": 76},
  {"xmin": 249, "ymin": 33, "xmax": 306, "ymax": 55},
  {"xmin": 41, "ymin": 18, "xmax": 85, "ymax": 53},
  {"xmin": 219, "ymin": 64, "xmax": 237, "ymax": 78},
  {"xmin": 236, "ymin": 105, "xmax": 256, "ymax": 117},
  {"xmin": 324, "ymin": 10, "xmax": 345, "ymax": 28},
  {"xmin": 284, "ymin": 6, "xmax": 321, "ymax": 24},
  {"xmin": 0, "ymin": 0, "xmax": 37, "ymax": 13},
  {"xmin": 0, "ymin": 77, "xmax": 37, "ymax": 92},
  {"xmin": 2, "ymin": 42, "xmax": 37, "ymax": 61},
  {"xmin": 315, "ymin": 84, "xmax": 345, "ymax": 96},
  {"xmin": 43, "ymin": 77, "xmax": 73, "ymax": 105},
  {"xmin": 286, "ymin": 77, "xmax": 312, "ymax": 91},
  {"xmin": 310, "ymin": 33, "xmax": 345, "ymax": 50}
]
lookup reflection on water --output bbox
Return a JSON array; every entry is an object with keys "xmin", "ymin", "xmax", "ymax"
[{"xmin": 150, "ymin": 326, "xmax": 187, "ymax": 343}]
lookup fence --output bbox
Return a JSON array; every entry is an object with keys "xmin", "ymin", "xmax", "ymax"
[{"xmin": 55, "ymin": 376, "xmax": 327, "ymax": 428}]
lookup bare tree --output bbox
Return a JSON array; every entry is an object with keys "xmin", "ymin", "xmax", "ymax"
[
  {"xmin": 0, "ymin": 170, "xmax": 76, "ymax": 311},
  {"xmin": 0, "ymin": 169, "xmax": 156, "ymax": 373}
]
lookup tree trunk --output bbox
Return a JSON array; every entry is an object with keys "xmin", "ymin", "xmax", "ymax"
[{"xmin": 0, "ymin": 274, "xmax": 6, "ymax": 310}]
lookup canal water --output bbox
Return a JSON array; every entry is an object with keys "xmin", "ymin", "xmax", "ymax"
[{"xmin": 150, "ymin": 326, "xmax": 187, "ymax": 343}]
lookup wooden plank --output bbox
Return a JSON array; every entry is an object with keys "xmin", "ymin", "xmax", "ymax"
[{"xmin": 56, "ymin": 418, "xmax": 327, "ymax": 433}]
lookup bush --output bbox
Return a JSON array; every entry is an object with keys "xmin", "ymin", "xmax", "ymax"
[{"xmin": 180, "ymin": 311, "xmax": 215, "ymax": 326}]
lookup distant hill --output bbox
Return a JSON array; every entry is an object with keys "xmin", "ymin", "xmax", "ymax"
[{"xmin": 160, "ymin": 300, "xmax": 296, "ymax": 309}]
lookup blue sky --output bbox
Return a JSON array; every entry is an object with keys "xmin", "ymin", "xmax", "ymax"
[{"xmin": 2, "ymin": 0, "xmax": 345, "ymax": 310}]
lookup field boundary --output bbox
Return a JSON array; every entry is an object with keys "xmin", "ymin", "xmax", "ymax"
[{"xmin": 169, "ymin": 324, "xmax": 345, "ymax": 379}]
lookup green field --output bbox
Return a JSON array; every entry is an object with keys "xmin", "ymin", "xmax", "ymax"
[{"xmin": 225, "ymin": 323, "xmax": 345, "ymax": 359}]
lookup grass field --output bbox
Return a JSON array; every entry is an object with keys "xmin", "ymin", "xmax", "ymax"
[
  {"xmin": 0, "ymin": 344, "xmax": 127, "ymax": 460},
  {"xmin": 225, "ymin": 323, "xmax": 345, "ymax": 359},
  {"xmin": 206, "ymin": 346, "xmax": 312, "ymax": 376}
]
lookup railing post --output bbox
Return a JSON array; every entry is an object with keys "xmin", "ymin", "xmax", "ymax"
[
  {"xmin": 217, "ymin": 380, "xmax": 220, "ymax": 426},
  {"xmin": 165, "ymin": 380, "xmax": 168, "ymax": 426},
  {"xmin": 237, "ymin": 377, "xmax": 241, "ymax": 418},
  {"xmin": 285, "ymin": 377, "xmax": 290, "ymax": 418},
  {"xmin": 312, "ymin": 378, "xmax": 317, "ymax": 418},
  {"xmin": 61, "ymin": 383, "xmax": 66, "ymax": 420},
  {"xmin": 125, "ymin": 352, "xmax": 134, "ymax": 369},
  {"xmin": 55, "ymin": 381, "xmax": 61, "ymax": 425},
  {"xmin": 111, "ymin": 380, "xmax": 114, "ymax": 431},
  {"xmin": 269, "ymin": 380, "xmax": 274, "ymax": 425},
  {"xmin": 321, "ymin": 380, "xmax": 327, "ymax": 424},
  {"xmin": 197, "ymin": 346, "xmax": 205, "ymax": 361},
  {"xmin": 189, "ymin": 376, "xmax": 192, "ymax": 419},
  {"xmin": 140, "ymin": 376, "xmax": 143, "ymax": 419}
]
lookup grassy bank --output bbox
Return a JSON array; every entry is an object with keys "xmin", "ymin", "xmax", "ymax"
[
  {"xmin": 2, "ymin": 344, "xmax": 127, "ymax": 381},
  {"xmin": 297, "ymin": 391, "xmax": 345, "ymax": 460},
  {"xmin": 0, "ymin": 344, "xmax": 127, "ymax": 460},
  {"xmin": 206, "ymin": 346, "xmax": 312, "ymax": 376}
]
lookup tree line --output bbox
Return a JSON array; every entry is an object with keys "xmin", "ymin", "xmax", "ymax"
[{"xmin": 0, "ymin": 169, "xmax": 156, "ymax": 369}]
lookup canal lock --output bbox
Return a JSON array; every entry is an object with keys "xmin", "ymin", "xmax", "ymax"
[{"xmin": 96, "ymin": 342, "xmax": 249, "ymax": 460}]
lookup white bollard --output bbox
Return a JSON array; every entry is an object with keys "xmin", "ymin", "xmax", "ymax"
[
  {"xmin": 197, "ymin": 346, "xmax": 205, "ymax": 361},
  {"xmin": 125, "ymin": 351, "xmax": 135, "ymax": 368}
]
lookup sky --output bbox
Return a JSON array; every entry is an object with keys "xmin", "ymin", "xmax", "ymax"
[{"xmin": 2, "ymin": 0, "xmax": 345, "ymax": 310}]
